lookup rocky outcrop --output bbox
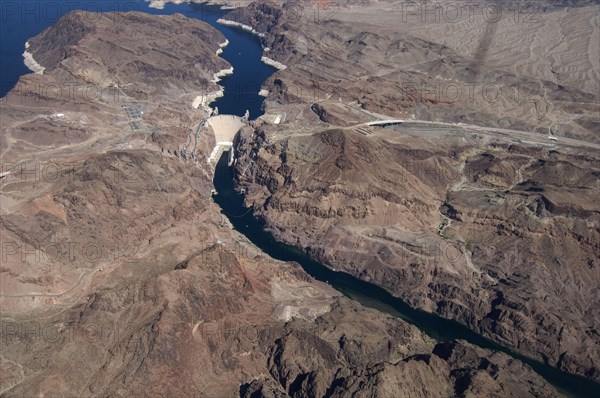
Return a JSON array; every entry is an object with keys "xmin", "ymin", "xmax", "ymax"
[{"xmin": 239, "ymin": 303, "xmax": 559, "ymax": 398}]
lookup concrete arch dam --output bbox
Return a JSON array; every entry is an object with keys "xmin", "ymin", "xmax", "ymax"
[{"xmin": 207, "ymin": 114, "xmax": 246, "ymax": 166}]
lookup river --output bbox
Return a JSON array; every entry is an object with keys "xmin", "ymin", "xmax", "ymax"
[{"xmin": 0, "ymin": 1, "xmax": 597, "ymax": 396}]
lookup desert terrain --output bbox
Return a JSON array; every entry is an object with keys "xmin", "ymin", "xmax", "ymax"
[{"xmin": 0, "ymin": 8, "xmax": 567, "ymax": 397}]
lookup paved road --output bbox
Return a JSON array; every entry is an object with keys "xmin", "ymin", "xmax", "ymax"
[
  {"xmin": 355, "ymin": 118, "xmax": 600, "ymax": 151},
  {"xmin": 313, "ymin": 98, "xmax": 599, "ymax": 151}
]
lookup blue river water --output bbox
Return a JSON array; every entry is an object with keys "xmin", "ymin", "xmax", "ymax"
[{"xmin": 0, "ymin": 1, "xmax": 597, "ymax": 396}]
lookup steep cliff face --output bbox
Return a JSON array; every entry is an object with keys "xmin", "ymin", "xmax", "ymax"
[
  {"xmin": 244, "ymin": 336, "xmax": 559, "ymax": 398},
  {"xmin": 1, "ymin": 246, "xmax": 560, "ymax": 397},
  {"xmin": 27, "ymin": 11, "xmax": 95, "ymax": 71},
  {"xmin": 234, "ymin": 126, "xmax": 600, "ymax": 382}
]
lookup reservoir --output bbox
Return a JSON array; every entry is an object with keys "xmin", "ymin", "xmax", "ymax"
[{"xmin": 0, "ymin": 1, "xmax": 597, "ymax": 396}]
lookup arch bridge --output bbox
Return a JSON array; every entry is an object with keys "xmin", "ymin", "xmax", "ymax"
[{"xmin": 365, "ymin": 119, "xmax": 405, "ymax": 128}]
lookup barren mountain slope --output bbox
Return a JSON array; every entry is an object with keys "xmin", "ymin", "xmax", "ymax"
[{"xmin": 335, "ymin": 1, "xmax": 600, "ymax": 96}]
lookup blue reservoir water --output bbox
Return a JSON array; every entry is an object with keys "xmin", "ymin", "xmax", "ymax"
[{"xmin": 1, "ymin": 2, "xmax": 598, "ymax": 396}]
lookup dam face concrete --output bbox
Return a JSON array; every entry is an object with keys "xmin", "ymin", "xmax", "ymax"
[
  {"xmin": 207, "ymin": 114, "xmax": 245, "ymax": 166},
  {"xmin": 208, "ymin": 114, "xmax": 245, "ymax": 143}
]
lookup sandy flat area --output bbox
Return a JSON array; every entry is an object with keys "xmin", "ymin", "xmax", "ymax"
[{"xmin": 334, "ymin": 4, "xmax": 599, "ymax": 94}]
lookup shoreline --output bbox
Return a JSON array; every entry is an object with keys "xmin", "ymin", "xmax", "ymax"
[
  {"xmin": 215, "ymin": 18, "xmax": 289, "ymax": 101},
  {"xmin": 260, "ymin": 56, "xmax": 287, "ymax": 70},
  {"xmin": 22, "ymin": 42, "xmax": 45, "ymax": 74},
  {"xmin": 147, "ymin": 0, "xmax": 188, "ymax": 10},
  {"xmin": 212, "ymin": 66, "xmax": 234, "ymax": 83},
  {"xmin": 148, "ymin": 0, "xmax": 244, "ymax": 10},
  {"xmin": 217, "ymin": 18, "xmax": 288, "ymax": 72},
  {"xmin": 216, "ymin": 39, "xmax": 229, "ymax": 55},
  {"xmin": 217, "ymin": 18, "xmax": 265, "ymax": 37},
  {"xmin": 192, "ymin": 63, "xmax": 232, "ymax": 110},
  {"xmin": 192, "ymin": 90, "xmax": 223, "ymax": 109},
  {"xmin": 192, "ymin": 37, "xmax": 231, "ymax": 110}
]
